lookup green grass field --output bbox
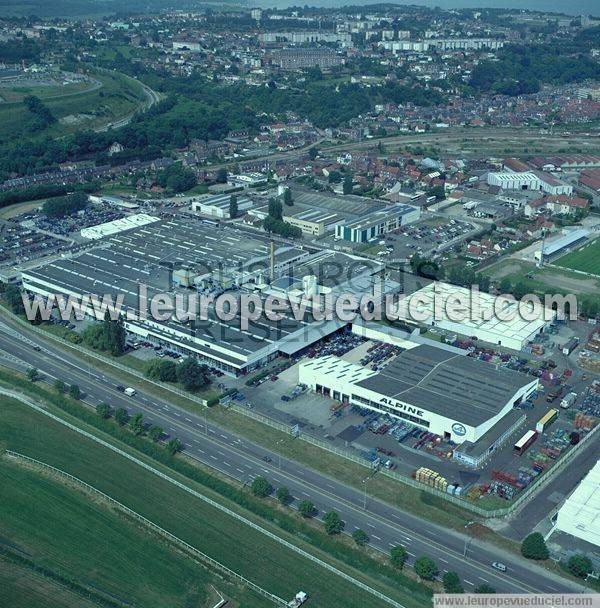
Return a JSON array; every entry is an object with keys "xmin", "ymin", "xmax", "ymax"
[
  {"xmin": 0, "ymin": 69, "xmax": 146, "ymax": 139},
  {"xmin": 0, "ymin": 460, "xmax": 234, "ymax": 608},
  {"xmin": 0, "ymin": 394, "xmax": 427, "ymax": 608},
  {"xmin": 554, "ymin": 237, "xmax": 600, "ymax": 277}
]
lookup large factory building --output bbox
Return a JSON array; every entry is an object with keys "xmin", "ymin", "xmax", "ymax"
[{"xmin": 299, "ymin": 344, "xmax": 538, "ymax": 444}]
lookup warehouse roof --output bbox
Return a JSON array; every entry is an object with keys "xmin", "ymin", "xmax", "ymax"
[
  {"xmin": 555, "ymin": 459, "xmax": 600, "ymax": 548},
  {"xmin": 540, "ymin": 229, "xmax": 589, "ymax": 257},
  {"xmin": 355, "ymin": 344, "xmax": 534, "ymax": 426}
]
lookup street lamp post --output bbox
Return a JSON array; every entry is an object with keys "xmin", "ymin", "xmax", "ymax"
[
  {"xmin": 276, "ymin": 438, "xmax": 284, "ymax": 469},
  {"xmin": 464, "ymin": 521, "xmax": 476, "ymax": 556}
]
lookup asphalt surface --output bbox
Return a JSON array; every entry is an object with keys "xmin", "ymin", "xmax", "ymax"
[{"xmin": 0, "ymin": 316, "xmax": 587, "ymax": 596}]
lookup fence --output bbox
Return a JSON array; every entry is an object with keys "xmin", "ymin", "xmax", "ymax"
[
  {"xmin": 6, "ymin": 312, "xmax": 598, "ymax": 519},
  {"xmin": 227, "ymin": 400, "xmax": 600, "ymax": 519},
  {"xmin": 4, "ymin": 450, "xmax": 286, "ymax": 606},
  {"xmin": 0, "ymin": 388, "xmax": 405, "ymax": 608}
]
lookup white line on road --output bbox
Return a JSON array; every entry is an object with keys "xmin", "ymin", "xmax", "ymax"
[
  {"xmin": 478, "ymin": 577, "xmax": 489, "ymax": 582},
  {"xmin": 464, "ymin": 580, "xmax": 474, "ymax": 586},
  {"xmin": 372, "ymin": 535, "xmax": 381, "ymax": 541}
]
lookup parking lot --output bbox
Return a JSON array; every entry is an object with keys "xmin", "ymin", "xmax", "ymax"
[
  {"xmin": 0, "ymin": 220, "xmax": 68, "ymax": 267},
  {"xmin": 379, "ymin": 217, "xmax": 477, "ymax": 261},
  {"xmin": 237, "ymin": 326, "xmax": 599, "ymax": 506}
]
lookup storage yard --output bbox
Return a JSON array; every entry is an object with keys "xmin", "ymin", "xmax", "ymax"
[{"xmin": 8, "ymin": 204, "xmax": 600, "ymax": 514}]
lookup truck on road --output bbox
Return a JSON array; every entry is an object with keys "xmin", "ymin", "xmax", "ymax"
[
  {"xmin": 124, "ymin": 387, "xmax": 137, "ymax": 396},
  {"xmin": 560, "ymin": 392, "xmax": 577, "ymax": 409},
  {"xmin": 287, "ymin": 592, "xmax": 308, "ymax": 607}
]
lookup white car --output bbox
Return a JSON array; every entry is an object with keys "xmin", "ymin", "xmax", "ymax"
[{"xmin": 492, "ymin": 561, "xmax": 507, "ymax": 572}]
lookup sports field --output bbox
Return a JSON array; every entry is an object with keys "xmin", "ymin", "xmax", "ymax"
[{"xmin": 554, "ymin": 237, "xmax": 600, "ymax": 277}]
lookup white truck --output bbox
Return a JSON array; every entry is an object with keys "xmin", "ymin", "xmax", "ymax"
[
  {"xmin": 287, "ymin": 591, "xmax": 308, "ymax": 607},
  {"xmin": 124, "ymin": 387, "xmax": 137, "ymax": 396},
  {"xmin": 560, "ymin": 392, "xmax": 577, "ymax": 409}
]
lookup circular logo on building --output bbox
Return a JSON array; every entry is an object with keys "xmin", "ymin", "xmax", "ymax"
[{"xmin": 452, "ymin": 423, "xmax": 467, "ymax": 436}]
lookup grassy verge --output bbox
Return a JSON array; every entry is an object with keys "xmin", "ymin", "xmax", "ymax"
[
  {"xmin": 0, "ymin": 69, "xmax": 146, "ymax": 139},
  {"xmin": 11, "ymin": 312, "xmax": 480, "ymax": 528},
  {"xmin": 0, "ymin": 374, "xmax": 432, "ymax": 608},
  {"xmin": 0, "ymin": 459, "xmax": 262, "ymax": 608}
]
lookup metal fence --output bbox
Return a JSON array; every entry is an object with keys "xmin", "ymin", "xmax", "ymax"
[
  {"xmin": 9, "ymin": 314, "xmax": 598, "ymax": 520},
  {"xmin": 227, "ymin": 401, "xmax": 600, "ymax": 519},
  {"xmin": 0, "ymin": 388, "xmax": 405, "ymax": 608},
  {"xmin": 4, "ymin": 450, "xmax": 286, "ymax": 606}
]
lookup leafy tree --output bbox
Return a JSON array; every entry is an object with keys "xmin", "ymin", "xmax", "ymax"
[
  {"xmin": 267, "ymin": 197, "xmax": 283, "ymax": 221},
  {"xmin": 115, "ymin": 407, "xmax": 130, "ymax": 426},
  {"xmin": 129, "ymin": 412, "xmax": 144, "ymax": 436},
  {"xmin": 498, "ymin": 277, "xmax": 512, "ymax": 295},
  {"xmin": 145, "ymin": 359, "xmax": 177, "ymax": 382},
  {"xmin": 251, "ymin": 475, "xmax": 272, "ymax": 497},
  {"xmin": 156, "ymin": 163, "xmax": 197, "ymax": 193},
  {"xmin": 567, "ymin": 554, "xmax": 592, "ymax": 578},
  {"xmin": 427, "ymin": 185, "xmax": 446, "ymax": 201},
  {"xmin": 328, "ymin": 170, "xmax": 342, "ymax": 184},
  {"xmin": 96, "ymin": 402, "xmax": 112, "ymax": 419},
  {"xmin": 308, "ymin": 147, "xmax": 318, "ymax": 160},
  {"xmin": 53, "ymin": 379, "xmax": 66, "ymax": 393},
  {"xmin": 176, "ymin": 357, "xmax": 211, "ymax": 391},
  {"xmin": 521, "ymin": 533, "xmax": 549, "ymax": 560},
  {"xmin": 23, "ymin": 95, "xmax": 55, "ymax": 128},
  {"xmin": 569, "ymin": 431, "xmax": 580, "ymax": 445},
  {"xmin": 352, "ymin": 528, "xmax": 369, "ymax": 546},
  {"xmin": 474, "ymin": 584, "xmax": 496, "ymax": 593},
  {"xmin": 42, "ymin": 192, "xmax": 88, "ymax": 219},
  {"xmin": 322, "ymin": 511, "xmax": 344, "ymax": 535},
  {"xmin": 216, "ymin": 168, "xmax": 228, "ymax": 183},
  {"xmin": 343, "ymin": 172, "xmax": 354, "ymax": 195},
  {"xmin": 229, "ymin": 194, "xmax": 238, "ymax": 218},
  {"xmin": 263, "ymin": 215, "xmax": 302, "ymax": 238},
  {"xmin": 276, "ymin": 486, "xmax": 290, "ymax": 504},
  {"xmin": 4, "ymin": 283, "xmax": 25, "ymax": 314},
  {"xmin": 68, "ymin": 384, "xmax": 81, "ymax": 400},
  {"xmin": 166, "ymin": 437, "xmax": 183, "ymax": 456},
  {"xmin": 26, "ymin": 367, "xmax": 38, "ymax": 382},
  {"xmin": 414, "ymin": 556, "xmax": 439, "ymax": 580},
  {"xmin": 442, "ymin": 571, "xmax": 464, "ymax": 593},
  {"xmin": 283, "ymin": 188, "xmax": 293, "ymax": 206},
  {"xmin": 390, "ymin": 545, "xmax": 407, "ymax": 569},
  {"xmin": 148, "ymin": 425, "xmax": 163, "ymax": 442},
  {"xmin": 298, "ymin": 499, "xmax": 316, "ymax": 518}
]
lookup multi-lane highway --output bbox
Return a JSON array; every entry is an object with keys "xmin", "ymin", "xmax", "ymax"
[{"xmin": 0, "ymin": 315, "xmax": 586, "ymax": 596}]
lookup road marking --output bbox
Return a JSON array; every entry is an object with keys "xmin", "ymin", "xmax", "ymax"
[
  {"xmin": 439, "ymin": 557, "xmax": 448, "ymax": 564},
  {"xmin": 185, "ymin": 417, "xmax": 192, "ymax": 422},
  {"xmin": 173, "ymin": 412, "xmax": 181, "ymax": 417},
  {"xmin": 210, "ymin": 455, "xmax": 217, "ymax": 460},
  {"xmin": 372, "ymin": 535, "xmax": 381, "ymax": 541},
  {"xmin": 366, "ymin": 523, "xmax": 375, "ymax": 529},
  {"xmin": 478, "ymin": 577, "xmax": 489, "ymax": 582},
  {"xmin": 464, "ymin": 580, "xmax": 474, "ymax": 586},
  {"xmin": 301, "ymin": 491, "xmax": 310, "ymax": 497},
  {"xmin": 223, "ymin": 462, "xmax": 231, "ymax": 467},
  {"xmin": 236, "ymin": 468, "xmax": 244, "ymax": 473},
  {"xmin": 407, "ymin": 551, "xmax": 416, "ymax": 557},
  {"xmin": 220, "ymin": 434, "xmax": 228, "ymax": 439}
]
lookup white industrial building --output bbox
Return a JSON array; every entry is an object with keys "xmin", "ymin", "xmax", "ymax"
[
  {"xmin": 391, "ymin": 282, "xmax": 554, "ymax": 351},
  {"xmin": 487, "ymin": 171, "xmax": 572, "ymax": 196},
  {"xmin": 299, "ymin": 344, "xmax": 538, "ymax": 444},
  {"xmin": 554, "ymin": 459, "xmax": 600, "ymax": 548},
  {"xmin": 191, "ymin": 193, "xmax": 253, "ymax": 219},
  {"xmin": 80, "ymin": 214, "xmax": 159, "ymax": 240}
]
